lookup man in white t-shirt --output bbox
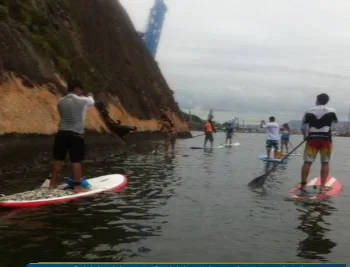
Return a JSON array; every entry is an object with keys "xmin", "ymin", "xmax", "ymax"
[
  {"xmin": 261, "ymin": 116, "xmax": 280, "ymax": 159},
  {"xmin": 49, "ymin": 80, "xmax": 95, "ymax": 192}
]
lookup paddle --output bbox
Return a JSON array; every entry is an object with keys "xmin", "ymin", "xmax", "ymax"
[
  {"xmin": 289, "ymin": 141, "xmax": 295, "ymax": 150},
  {"xmin": 191, "ymin": 133, "xmax": 205, "ymax": 138},
  {"xmin": 248, "ymin": 139, "xmax": 306, "ymax": 187}
]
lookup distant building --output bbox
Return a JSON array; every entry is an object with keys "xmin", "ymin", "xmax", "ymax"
[{"xmin": 143, "ymin": 0, "xmax": 167, "ymax": 57}]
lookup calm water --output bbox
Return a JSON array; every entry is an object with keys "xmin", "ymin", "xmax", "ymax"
[{"xmin": 0, "ymin": 132, "xmax": 349, "ymax": 266}]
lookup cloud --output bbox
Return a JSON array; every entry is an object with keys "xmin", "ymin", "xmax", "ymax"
[{"xmin": 120, "ymin": 0, "xmax": 350, "ymax": 123}]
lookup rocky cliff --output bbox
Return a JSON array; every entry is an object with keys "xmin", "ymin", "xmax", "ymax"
[{"xmin": 0, "ymin": 0, "xmax": 190, "ymax": 136}]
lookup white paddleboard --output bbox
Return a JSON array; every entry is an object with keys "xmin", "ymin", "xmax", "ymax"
[
  {"xmin": 222, "ymin": 142, "xmax": 240, "ymax": 147},
  {"xmin": 190, "ymin": 142, "xmax": 240, "ymax": 149},
  {"xmin": 0, "ymin": 174, "xmax": 128, "ymax": 208}
]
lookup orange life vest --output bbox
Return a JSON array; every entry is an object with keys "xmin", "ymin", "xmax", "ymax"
[{"xmin": 205, "ymin": 122, "xmax": 214, "ymax": 132}]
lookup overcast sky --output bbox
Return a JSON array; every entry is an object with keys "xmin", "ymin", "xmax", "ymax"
[{"xmin": 120, "ymin": 0, "xmax": 350, "ymax": 124}]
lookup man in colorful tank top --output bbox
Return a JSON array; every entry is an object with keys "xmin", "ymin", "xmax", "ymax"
[
  {"xmin": 300, "ymin": 93, "xmax": 338, "ymax": 191},
  {"xmin": 204, "ymin": 119, "xmax": 216, "ymax": 148}
]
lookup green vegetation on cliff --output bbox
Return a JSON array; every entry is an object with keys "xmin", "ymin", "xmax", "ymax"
[{"xmin": 1, "ymin": 0, "xmax": 103, "ymax": 91}]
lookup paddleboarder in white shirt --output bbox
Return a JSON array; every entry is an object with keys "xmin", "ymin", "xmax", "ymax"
[
  {"xmin": 261, "ymin": 116, "xmax": 280, "ymax": 159},
  {"xmin": 49, "ymin": 80, "xmax": 95, "ymax": 192}
]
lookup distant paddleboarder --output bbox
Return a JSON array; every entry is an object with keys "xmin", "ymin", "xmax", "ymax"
[
  {"xmin": 204, "ymin": 119, "xmax": 216, "ymax": 148},
  {"xmin": 225, "ymin": 119, "xmax": 235, "ymax": 145},
  {"xmin": 159, "ymin": 114, "xmax": 177, "ymax": 152},
  {"xmin": 261, "ymin": 116, "xmax": 280, "ymax": 159},
  {"xmin": 300, "ymin": 93, "xmax": 338, "ymax": 192},
  {"xmin": 280, "ymin": 123, "xmax": 291, "ymax": 154}
]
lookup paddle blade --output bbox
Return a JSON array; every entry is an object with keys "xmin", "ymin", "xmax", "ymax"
[
  {"xmin": 41, "ymin": 178, "xmax": 71, "ymax": 190},
  {"xmin": 248, "ymin": 174, "xmax": 267, "ymax": 187},
  {"xmin": 248, "ymin": 139, "xmax": 307, "ymax": 188},
  {"xmin": 41, "ymin": 179, "xmax": 50, "ymax": 188}
]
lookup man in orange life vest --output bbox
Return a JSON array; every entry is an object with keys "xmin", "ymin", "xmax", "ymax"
[{"xmin": 204, "ymin": 119, "xmax": 216, "ymax": 148}]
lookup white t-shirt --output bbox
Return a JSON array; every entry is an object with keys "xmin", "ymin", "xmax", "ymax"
[
  {"xmin": 263, "ymin": 122, "xmax": 280, "ymax": 140},
  {"xmin": 58, "ymin": 93, "xmax": 95, "ymax": 134}
]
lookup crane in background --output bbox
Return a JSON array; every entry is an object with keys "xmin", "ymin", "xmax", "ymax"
[{"xmin": 140, "ymin": 0, "xmax": 167, "ymax": 58}]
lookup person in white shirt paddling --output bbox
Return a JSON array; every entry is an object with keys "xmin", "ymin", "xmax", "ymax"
[
  {"xmin": 49, "ymin": 80, "xmax": 95, "ymax": 192},
  {"xmin": 261, "ymin": 116, "xmax": 280, "ymax": 159}
]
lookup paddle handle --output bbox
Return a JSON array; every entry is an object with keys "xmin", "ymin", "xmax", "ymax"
[{"xmin": 282, "ymin": 139, "xmax": 306, "ymax": 160}]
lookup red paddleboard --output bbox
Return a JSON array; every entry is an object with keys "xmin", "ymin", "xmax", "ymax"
[
  {"xmin": 288, "ymin": 176, "xmax": 343, "ymax": 200},
  {"xmin": 0, "ymin": 174, "xmax": 128, "ymax": 208}
]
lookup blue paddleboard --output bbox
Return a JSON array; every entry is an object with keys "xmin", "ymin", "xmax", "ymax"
[{"xmin": 258, "ymin": 155, "xmax": 287, "ymax": 163}]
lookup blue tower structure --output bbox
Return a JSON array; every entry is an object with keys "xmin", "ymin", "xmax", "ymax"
[{"xmin": 143, "ymin": 0, "xmax": 167, "ymax": 57}]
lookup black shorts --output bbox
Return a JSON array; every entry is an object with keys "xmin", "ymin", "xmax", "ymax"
[
  {"xmin": 205, "ymin": 132, "xmax": 213, "ymax": 142},
  {"xmin": 53, "ymin": 131, "xmax": 85, "ymax": 163}
]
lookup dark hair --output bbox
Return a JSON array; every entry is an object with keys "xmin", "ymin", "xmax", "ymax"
[
  {"xmin": 67, "ymin": 80, "xmax": 83, "ymax": 91},
  {"xmin": 283, "ymin": 123, "xmax": 290, "ymax": 130},
  {"xmin": 269, "ymin": 116, "xmax": 275, "ymax": 122},
  {"xmin": 317, "ymin": 93, "xmax": 329, "ymax": 105}
]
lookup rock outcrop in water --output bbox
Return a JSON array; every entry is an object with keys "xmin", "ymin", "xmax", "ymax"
[{"xmin": 0, "ymin": 0, "xmax": 190, "ymax": 137}]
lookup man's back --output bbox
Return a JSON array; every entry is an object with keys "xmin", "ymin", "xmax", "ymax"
[
  {"xmin": 265, "ymin": 122, "xmax": 279, "ymax": 140},
  {"xmin": 302, "ymin": 105, "xmax": 338, "ymax": 140},
  {"xmin": 58, "ymin": 94, "xmax": 94, "ymax": 134},
  {"xmin": 161, "ymin": 119, "xmax": 175, "ymax": 132}
]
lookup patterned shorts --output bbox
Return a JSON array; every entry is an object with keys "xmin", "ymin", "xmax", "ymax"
[
  {"xmin": 266, "ymin": 139, "xmax": 278, "ymax": 149},
  {"xmin": 304, "ymin": 139, "xmax": 332, "ymax": 163}
]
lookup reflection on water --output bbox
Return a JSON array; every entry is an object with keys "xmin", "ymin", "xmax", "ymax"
[
  {"xmin": 202, "ymin": 148, "xmax": 214, "ymax": 175},
  {"xmin": 0, "ymin": 133, "xmax": 349, "ymax": 265},
  {"xmin": 296, "ymin": 201, "xmax": 337, "ymax": 261}
]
